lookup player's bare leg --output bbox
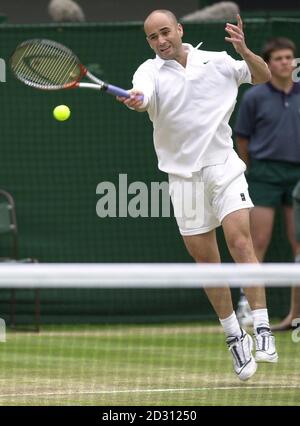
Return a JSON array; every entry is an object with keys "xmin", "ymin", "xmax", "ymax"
[
  {"xmin": 182, "ymin": 231, "xmax": 234, "ymax": 318},
  {"xmin": 250, "ymin": 207, "xmax": 275, "ymax": 261},
  {"xmin": 236, "ymin": 207, "xmax": 275, "ymax": 326},
  {"xmin": 182, "ymin": 230, "xmax": 257, "ymax": 380},
  {"xmin": 223, "ymin": 209, "xmax": 266, "ymax": 308},
  {"xmin": 222, "ymin": 209, "xmax": 278, "ymax": 363}
]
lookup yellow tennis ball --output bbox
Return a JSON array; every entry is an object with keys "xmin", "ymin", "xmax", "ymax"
[{"xmin": 53, "ymin": 105, "xmax": 71, "ymax": 121}]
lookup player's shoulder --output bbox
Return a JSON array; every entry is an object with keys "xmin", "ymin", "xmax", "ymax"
[
  {"xmin": 138, "ymin": 58, "xmax": 160, "ymax": 69},
  {"xmin": 195, "ymin": 49, "xmax": 228, "ymax": 63},
  {"xmin": 195, "ymin": 49, "xmax": 239, "ymax": 74},
  {"xmin": 135, "ymin": 59, "xmax": 158, "ymax": 75}
]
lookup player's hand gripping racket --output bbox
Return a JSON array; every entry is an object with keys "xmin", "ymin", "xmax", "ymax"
[{"xmin": 10, "ymin": 38, "xmax": 142, "ymax": 99}]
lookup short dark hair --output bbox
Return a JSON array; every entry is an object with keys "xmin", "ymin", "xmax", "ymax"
[{"xmin": 262, "ymin": 37, "xmax": 296, "ymax": 62}]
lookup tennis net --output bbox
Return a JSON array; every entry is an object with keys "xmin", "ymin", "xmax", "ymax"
[{"xmin": 0, "ymin": 262, "xmax": 299, "ymax": 406}]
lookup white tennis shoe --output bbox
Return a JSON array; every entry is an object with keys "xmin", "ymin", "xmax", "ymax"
[
  {"xmin": 226, "ymin": 329, "xmax": 257, "ymax": 381},
  {"xmin": 254, "ymin": 327, "xmax": 278, "ymax": 363}
]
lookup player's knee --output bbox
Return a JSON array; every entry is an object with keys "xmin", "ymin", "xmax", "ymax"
[{"xmin": 227, "ymin": 235, "xmax": 253, "ymax": 258}]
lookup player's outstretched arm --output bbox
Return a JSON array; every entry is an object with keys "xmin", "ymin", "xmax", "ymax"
[{"xmin": 225, "ymin": 14, "xmax": 271, "ymax": 84}]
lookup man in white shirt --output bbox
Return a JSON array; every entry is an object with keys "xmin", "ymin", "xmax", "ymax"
[{"xmin": 117, "ymin": 9, "xmax": 278, "ymax": 381}]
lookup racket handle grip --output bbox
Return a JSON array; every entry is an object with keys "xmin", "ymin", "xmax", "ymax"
[{"xmin": 106, "ymin": 84, "xmax": 144, "ymax": 101}]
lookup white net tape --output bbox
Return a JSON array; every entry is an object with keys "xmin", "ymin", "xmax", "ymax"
[{"xmin": 0, "ymin": 263, "xmax": 300, "ymax": 287}]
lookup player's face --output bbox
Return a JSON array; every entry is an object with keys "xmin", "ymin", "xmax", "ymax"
[
  {"xmin": 145, "ymin": 14, "xmax": 183, "ymax": 61},
  {"xmin": 268, "ymin": 49, "xmax": 295, "ymax": 79}
]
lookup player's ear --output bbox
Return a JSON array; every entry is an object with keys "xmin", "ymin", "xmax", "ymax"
[{"xmin": 178, "ymin": 23, "xmax": 184, "ymax": 38}]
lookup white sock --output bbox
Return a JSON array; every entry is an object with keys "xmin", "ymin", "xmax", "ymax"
[
  {"xmin": 252, "ymin": 308, "xmax": 270, "ymax": 333},
  {"xmin": 219, "ymin": 312, "xmax": 241, "ymax": 337}
]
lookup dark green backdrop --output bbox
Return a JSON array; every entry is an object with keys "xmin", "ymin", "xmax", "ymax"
[{"xmin": 0, "ymin": 19, "xmax": 297, "ymax": 324}]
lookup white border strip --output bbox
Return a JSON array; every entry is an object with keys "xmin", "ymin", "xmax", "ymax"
[{"xmin": 0, "ymin": 263, "xmax": 300, "ymax": 288}]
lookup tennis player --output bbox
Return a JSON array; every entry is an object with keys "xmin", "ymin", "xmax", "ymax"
[{"xmin": 117, "ymin": 9, "xmax": 278, "ymax": 380}]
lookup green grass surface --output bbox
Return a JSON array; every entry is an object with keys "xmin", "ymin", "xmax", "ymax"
[{"xmin": 0, "ymin": 324, "xmax": 299, "ymax": 406}]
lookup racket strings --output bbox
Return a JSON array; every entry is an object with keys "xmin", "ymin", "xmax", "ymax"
[
  {"xmin": 11, "ymin": 41, "xmax": 82, "ymax": 89},
  {"xmin": 23, "ymin": 43, "xmax": 77, "ymax": 85}
]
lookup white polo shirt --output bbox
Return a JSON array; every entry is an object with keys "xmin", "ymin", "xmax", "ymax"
[{"xmin": 132, "ymin": 43, "xmax": 252, "ymax": 178}]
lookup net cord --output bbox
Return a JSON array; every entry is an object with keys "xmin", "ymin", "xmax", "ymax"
[{"xmin": 0, "ymin": 263, "xmax": 299, "ymax": 288}]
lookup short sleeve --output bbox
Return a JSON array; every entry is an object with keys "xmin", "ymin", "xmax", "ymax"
[
  {"xmin": 234, "ymin": 90, "xmax": 256, "ymax": 138},
  {"xmin": 132, "ymin": 61, "xmax": 156, "ymax": 110},
  {"xmin": 225, "ymin": 54, "xmax": 252, "ymax": 86}
]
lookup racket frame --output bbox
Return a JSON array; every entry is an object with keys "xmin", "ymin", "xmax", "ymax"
[{"xmin": 10, "ymin": 39, "xmax": 133, "ymax": 98}]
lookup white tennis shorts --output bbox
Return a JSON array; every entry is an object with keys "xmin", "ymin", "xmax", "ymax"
[{"xmin": 168, "ymin": 150, "xmax": 253, "ymax": 236}]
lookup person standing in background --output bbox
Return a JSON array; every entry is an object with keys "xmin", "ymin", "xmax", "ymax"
[{"xmin": 235, "ymin": 37, "xmax": 300, "ymax": 331}]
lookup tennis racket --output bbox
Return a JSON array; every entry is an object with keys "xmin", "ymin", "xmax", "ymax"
[{"xmin": 10, "ymin": 38, "xmax": 139, "ymax": 99}]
